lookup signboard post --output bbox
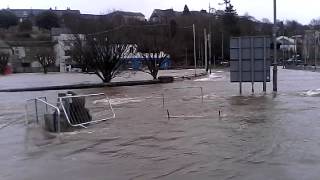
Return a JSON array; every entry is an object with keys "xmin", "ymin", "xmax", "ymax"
[{"xmin": 230, "ymin": 36, "xmax": 271, "ymax": 94}]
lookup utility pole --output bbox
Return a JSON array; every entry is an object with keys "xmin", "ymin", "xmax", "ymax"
[
  {"xmin": 282, "ymin": 37, "xmax": 285, "ymax": 68},
  {"xmin": 221, "ymin": 32, "xmax": 224, "ymax": 63},
  {"xmin": 273, "ymin": 0, "xmax": 278, "ymax": 92},
  {"xmin": 295, "ymin": 34, "xmax": 298, "ymax": 63},
  {"xmin": 193, "ymin": 24, "xmax": 197, "ymax": 76},
  {"xmin": 303, "ymin": 34, "xmax": 308, "ymax": 65},
  {"xmin": 208, "ymin": 33, "xmax": 212, "ymax": 74},
  {"xmin": 204, "ymin": 29, "xmax": 208, "ymax": 72},
  {"xmin": 185, "ymin": 48, "xmax": 188, "ymax": 67},
  {"xmin": 306, "ymin": 33, "xmax": 312, "ymax": 64},
  {"xmin": 315, "ymin": 31, "xmax": 318, "ymax": 69},
  {"xmin": 208, "ymin": 4, "xmax": 216, "ymax": 71},
  {"xmin": 198, "ymin": 35, "xmax": 201, "ymax": 67}
]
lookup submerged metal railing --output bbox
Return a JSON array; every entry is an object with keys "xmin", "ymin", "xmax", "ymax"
[
  {"xmin": 25, "ymin": 97, "xmax": 47, "ymax": 125},
  {"xmin": 26, "ymin": 93, "xmax": 115, "ymax": 132},
  {"xmin": 25, "ymin": 97, "xmax": 61, "ymax": 134},
  {"xmin": 58, "ymin": 93, "xmax": 115, "ymax": 128},
  {"xmin": 161, "ymin": 87, "xmax": 204, "ymax": 119}
]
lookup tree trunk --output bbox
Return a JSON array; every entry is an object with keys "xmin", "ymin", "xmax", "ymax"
[
  {"xmin": 102, "ymin": 73, "xmax": 112, "ymax": 83},
  {"xmin": 152, "ymin": 68, "xmax": 159, "ymax": 80},
  {"xmin": 103, "ymin": 76, "xmax": 112, "ymax": 83},
  {"xmin": 152, "ymin": 73, "xmax": 157, "ymax": 80},
  {"xmin": 43, "ymin": 66, "xmax": 48, "ymax": 74}
]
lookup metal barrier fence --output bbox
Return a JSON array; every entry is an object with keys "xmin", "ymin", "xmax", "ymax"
[
  {"xmin": 25, "ymin": 97, "xmax": 47, "ymax": 125},
  {"xmin": 25, "ymin": 93, "xmax": 115, "ymax": 132},
  {"xmin": 161, "ymin": 87, "xmax": 204, "ymax": 118},
  {"xmin": 59, "ymin": 93, "xmax": 115, "ymax": 128},
  {"xmin": 25, "ymin": 97, "xmax": 61, "ymax": 134}
]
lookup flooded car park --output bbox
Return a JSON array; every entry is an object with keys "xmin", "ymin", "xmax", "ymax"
[{"xmin": 1, "ymin": 69, "xmax": 320, "ymax": 180}]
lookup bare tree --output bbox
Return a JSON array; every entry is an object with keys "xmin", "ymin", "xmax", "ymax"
[
  {"xmin": 262, "ymin": 18, "xmax": 272, "ymax": 24},
  {"xmin": 0, "ymin": 53, "xmax": 9, "ymax": 75},
  {"xmin": 70, "ymin": 34, "xmax": 129, "ymax": 82},
  {"xmin": 310, "ymin": 18, "xmax": 320, "ymax": 29},
  {"xmin": 69, "ymin": 35, "xmax": 90, "ymax": 72},
  {"xmin": 140, "ymin": 49, "xmax": 169, "ymax": 80},
  {"xmin": 89, "ymin": 35, "xmax": 129, "ymax": 82},
  {"xmin": 137, "ymin": 26, "xmax": 171, "ymax": 79},
  {"xmin": 35, "ymin": 50, "xmax": 56, "ymax": 74}
]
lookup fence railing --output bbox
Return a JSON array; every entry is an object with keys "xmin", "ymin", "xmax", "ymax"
[
  {"xmin": 161, "ymin": 87, "xmax": 204, "ymax": 118},
  {"xmin": 58, "ymin": 93, "xmax": 115, "ymax": 128},
  {"xmin": 25, "ymin": 97, "xmax": 47, "ymax": 125},
  {"xmin": 26, "ymin": 93, "xmax": 115, "ymax": 132},
  {"xmin": 25, "ymin": 97, "xmax": 61, "ymax": 134}
]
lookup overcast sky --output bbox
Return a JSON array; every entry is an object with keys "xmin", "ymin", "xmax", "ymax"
[{"xmin": 1, "ymin": 0, "xmax": 319, "ymax": 24}]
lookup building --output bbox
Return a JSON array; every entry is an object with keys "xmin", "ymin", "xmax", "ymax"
[
  {"xmin": 52, "ymin": 33, "xmax": 85, "ymax": 72},
  {"xmin": 4, "ymin": 41, "xmax": 57, "ymax": 73},
  {"xmin": 0, "ymin": 40, "xmax": 12, "ymax": 55},
  {"xmin": 125, "ymin": 45, "xmax": 171, "ymax": 70},
  {"xmin": 6, "ymin": 8, "xmax": 80, "ymax": 22},
  {"xmin": 149, "ymin": 9, "xmax": 181, "ymax": 24},
  {"xmin": 149, "ymin": 8, "xmax": 222, "ymax": 23},
  {"xmin": 2, "ymin": 34, "xmax": 79, "ymax": 73},
  {"xmin": 80, "ymin": 14, "xmax": 106, "ymax": 20},
  {"xmin": 277, "ymin": 36, "xmax": 296, "ymax": 52},
  {"xmin": 107, "ymin": 11, "xmax": 146, "ymax": 24},
  {"xmin": 303, "ymin": 30, "xmax": 320, "ymax": 65}
]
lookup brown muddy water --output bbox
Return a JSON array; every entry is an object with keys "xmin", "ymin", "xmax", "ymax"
[{"xmin": 1, "ymin": 69, "xmax": 320, "ymax": 180}]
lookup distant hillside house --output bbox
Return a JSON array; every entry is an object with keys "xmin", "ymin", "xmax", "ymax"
[
  {"xmin": 52, "ymin": 33, "xmax": 86, "ymax": 72},
  {"xmin": 107, "ymin": 11, "xmax": 145, "ymax": 24},
  {"xmin": 150, "ymin": 9, "xmax": 214, "ymax": 23},
  {"xmin": 0, "ymin": 40, "xmax": 12, "ymax": 55},
  {"xmin": 150, "ymin": 9, "xmax": 181, "ymax": 24},
  {"xmin": 80, "ymin": 14, "xmax": 107, "ymax": 20},
  {"xmin": 6, "ymin": 8, "xmax": 80, "ymax": 22},
  {"xmin": 277, "ymin": 36, "xmax": 296, "ymax": 51},
  {"xmin": 5, "ymin": 41, "xmax": 57, "ymax": 73}
]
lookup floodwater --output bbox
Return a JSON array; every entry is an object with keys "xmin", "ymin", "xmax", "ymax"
[{"xmin": 1, "ymin": 68, "xmax": 320, "ymax": 180}]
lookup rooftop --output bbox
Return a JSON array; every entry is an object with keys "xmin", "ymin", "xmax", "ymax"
[
  {"xmin": 0, "ymin": 40, "xmax": 11, "ymax": 48},
  {"xmin": 107, "ymin": 11, "xmax": 145, "ymax": 17},
  {"xmin": 4, "ymin": 8, "xmax": 81, "ymax": 18}
]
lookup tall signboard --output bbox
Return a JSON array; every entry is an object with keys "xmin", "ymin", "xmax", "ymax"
[{"xmin": 230, "ymin": 36, "xmax": 271, "ymax": 93}]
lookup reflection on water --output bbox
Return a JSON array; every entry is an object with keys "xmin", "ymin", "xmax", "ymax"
[
  {"xmin": 194, "ymin": 73, "xmax": 224, "ymax": 82},
  {"xmin": 301, "ymin": 89, "xmax": 320, "ymax": 97}
]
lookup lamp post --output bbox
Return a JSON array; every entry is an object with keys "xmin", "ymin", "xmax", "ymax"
[
  {"xmin": 221, "ymin": 31, "xmax": 224, "ymax": 65},
  {"xmin": 180, "ymin": 25, "xmax": 197, "ymax": 76},
  {"xmin": 273, "ymin": 0, "xmax": 278, "ymax": 92},
  {"xmin": 193, "ymin": 24, "xmax": 197, "ymax": 76}
]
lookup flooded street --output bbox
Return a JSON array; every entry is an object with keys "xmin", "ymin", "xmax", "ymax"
[{"xmin": 1, "ymin": 68, "xmax": 320, "ymax": 180}]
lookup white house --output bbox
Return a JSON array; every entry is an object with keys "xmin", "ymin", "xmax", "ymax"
[
  {"xmin": 52, "ymin": 34, "xmax": 85, "ymax": 72},
  {"xmin": 277, "ymin": 36, "xmax": 296, "ymax": 52}
]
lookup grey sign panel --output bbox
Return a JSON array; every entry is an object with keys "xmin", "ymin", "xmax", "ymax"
[
  {"xmin": 230, "ymin": 36, "xmax": 271, "ymax": 83},
  {"xmin": 230, "ymin": 71, "xmax": 271, "ymax": 82}
]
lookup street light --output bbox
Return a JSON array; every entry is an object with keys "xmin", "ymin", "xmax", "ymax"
[
  {"xmin": 180, "ymin": 25, "xmax": 197, "ymax": 76},
  {"xmin": 273, "ymin": 0, "xmax": 278, "ymax": 92},
  {"xmin": 193, "ymin": 24, "xmax": 197, "ymax": 76}
]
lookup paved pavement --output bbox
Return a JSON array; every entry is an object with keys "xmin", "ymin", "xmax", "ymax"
[{"xmin": 0, "ymin": 69, "xmax": 206, "ymax": 90}]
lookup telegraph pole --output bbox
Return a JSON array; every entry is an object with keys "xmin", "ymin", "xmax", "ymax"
[
  {"xmin": 315, "ymin": 31, "xmax": 318, "ymax": 69},
  {"xmin": 208, "ymin": 33, "xmax": 212, "ymax": 73},
  {"xmin": 222, "ymin": 32, "xmax": 224, "ymax": 63},
  {"xmin": 204, "ymin": 29, "xmax": 208, "ymax": 72},
  {"xmin": 209, "ymin": 4, "xmax": 215, "ymax": 72},
  {"xmin": 193, "ymin": 24, "xmax": 197, "ymax": 76},
  {"xmin": 273, "ymin": 0, "xmax": 278, "ymax": 92}
]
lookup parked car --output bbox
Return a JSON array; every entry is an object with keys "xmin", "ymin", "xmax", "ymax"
[
  {"xmin": 220, "ymin": 61, "xmax": 230, "ymax": 67},
  {"xmin": 285, "ymin": 57, "xmax": 304, "ymax": 66}
]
